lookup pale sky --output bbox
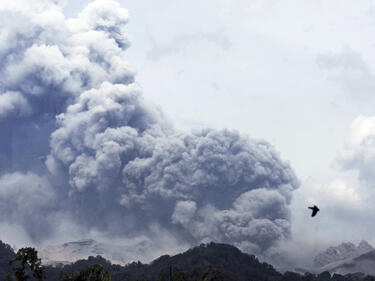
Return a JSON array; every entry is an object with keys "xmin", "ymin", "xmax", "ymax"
[
  {"xmin": 1, "ymin": 0, "xmax": 375, "ymax": 264},
  {"xmin": 65, "ymin": 0, "xmax": 375, "ymax": 177},
  {"xmin": 63, "ymin": 0, "xmax": 375, "ymax": 246}
]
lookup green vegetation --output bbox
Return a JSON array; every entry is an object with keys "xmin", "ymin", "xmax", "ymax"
[
  {"xmin": 141, "ymin": 266, "xmax": 223, "ymax": 281},
  {"xmin": 60, "ymin": 264, "xmax": 110, "ymax": 281},
  {"xmin": 1, "ymin": 241, "xmax": 375, "ymax": 281},
  {"xmin": 6, "ymin": 247, "xmax": 43, "ymax": 281}
]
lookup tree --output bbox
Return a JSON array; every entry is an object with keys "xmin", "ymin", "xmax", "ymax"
[
  {"xmin": 199, "ymin": 267, "xmax": 222, "ymax": 281},
  {"xmin": 59, "ymin": 264, "xmax": 111, "ymax": 281},
  {"xmin": 7, "ymin": 248, "xmax": 43, "ymax": 281},
  {"xmin": 143, "ymin": 266, "xmax": 223, "ymax": 281}
]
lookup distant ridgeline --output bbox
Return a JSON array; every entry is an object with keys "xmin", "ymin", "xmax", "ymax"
[
  {"xmin": 1, "ymin": 240, "xmax": 375, "ymax": 281},
  {"xmin": 314, "ymin": 241, "xmax": 374, "ymax": 269}
]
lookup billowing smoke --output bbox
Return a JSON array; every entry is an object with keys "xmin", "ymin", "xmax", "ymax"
[
  {"xmin": 0, "ymin": 0, "xmax": 299, "ymax": 259},
  {"xmin": 339, "ymin": 115, "xmax": 375, "ymax": 184}
]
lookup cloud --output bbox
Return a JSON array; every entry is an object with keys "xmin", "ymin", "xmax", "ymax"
[
  {"xmin": 48, "ymin": 94, "xmax": 298, "ymax": 255},
  {"xmin": 302, "ymin": 178, "xmax": 362, "ymax": 210},
  {"xmin": 0, "ymin": 91, "xmax": 30, "ymax": 121},
  {"xmin": 279, "ymin": 115, "xmax": 375, "ymax": 264},
  {"xmin": 0, "ymin": 172, "xmax": 56, "ymax": 241},
  {"xmin": 0, "ymin": 0, "xmax": 66, "ymax": 14},
  {"xmin": 0, "ymin": 0, "xmax": 299, "ymax": 261},
  {"xmin": 338, "ymin": 115, "xmax": 375, "ymax": 184},
  {"xmin": 317, "ymin": 49, "xmax": 375, "ymax": 100},
  {"xmin": 172, "ymin": 201, "xmax": 197, "ymax": 225}
]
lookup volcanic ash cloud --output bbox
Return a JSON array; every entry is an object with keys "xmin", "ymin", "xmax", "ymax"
[{"xmin": 0, "ymin": 0, "xmax": 299, "ymax": 258}]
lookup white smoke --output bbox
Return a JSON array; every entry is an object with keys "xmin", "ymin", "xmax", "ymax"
[{"xmin": 0, "ymin": 0, "xmax": 299, "ymax": 260}]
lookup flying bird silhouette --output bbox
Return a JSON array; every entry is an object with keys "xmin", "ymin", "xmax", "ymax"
[{"xmin": 308, "ymin": 205, "xmax": 320, "ymax": 217}]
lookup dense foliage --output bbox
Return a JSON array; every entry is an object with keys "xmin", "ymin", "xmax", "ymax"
[
  {"xmin": 7, "ymin": 248, "xmax": 43, "ymax": 281},
  {"xmin": 1, "ymin": 241, "xmax": 375, "ymax": 281}
]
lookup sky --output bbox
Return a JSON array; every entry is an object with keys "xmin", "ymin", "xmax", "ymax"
[
  {"xmin": 64, "ymin": 0, "xmax": 375, "ymax": 242},
  {"xmin": 65, "ymin": 0, "xmax": 375, "ymax": 178},
  {"xmin": 1, "ymin": 0, "xmax": 375, "ymax": 269}
]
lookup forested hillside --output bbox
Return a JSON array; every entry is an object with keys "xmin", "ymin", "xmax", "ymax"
[{"xmin": 1, "ymin": 241, "xmax": 375, "ymax": 281}]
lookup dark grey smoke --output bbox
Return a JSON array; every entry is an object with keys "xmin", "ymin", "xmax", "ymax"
[{"xmin": 0, "ymin": 0, "xmax": 299, "ymax": 259}]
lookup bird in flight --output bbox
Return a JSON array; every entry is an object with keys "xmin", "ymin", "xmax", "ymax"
[{"xmin": 308, "ymin": 205, "xmax": 320, "ymax": 217}]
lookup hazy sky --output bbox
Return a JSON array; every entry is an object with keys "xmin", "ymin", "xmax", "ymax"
[
  {"xmin": 64, "ymin": 0, "xmax": 375, "ymax": 245},
  {"xmin": 2, "ymin": 0, "xmax": 375, "ymax": 267},
  {"xmin": 64, "ymin": 0, "xmax": 375, "ymax": 177}
]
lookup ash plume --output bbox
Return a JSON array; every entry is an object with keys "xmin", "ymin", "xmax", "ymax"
[{"xmin": 0, "ymin": 0, "xmax": 299, "ymax": 260}]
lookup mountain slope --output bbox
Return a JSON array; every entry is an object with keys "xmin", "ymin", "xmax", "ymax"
[
  {"xmin": 40, "ymin": 239, "xmax": 129, "ymax": 265},
  {"xmin": 48, "ymin": 243, "xmax": 282, "ymax": 281},
  {"xmin": 39, "ymin": 238, "xmax": 187, "ymax": 266},
  {"xmin": 313, "ymin": 240, "xmax": 373, "ymax": 269},
  {"xmin": 321, "ymin": 249, "xmax": 375, "ymax": 275},
  {"xmin": 138, "ymin": 243, "xmax": 282, "ymax": 281},
  {"xmin": 44, "ymin": 243, "xmax": 371, "ymax": 281},
  {"xmin": 1, "ymin": 240, "xmax": 375, "ymax": 281}
]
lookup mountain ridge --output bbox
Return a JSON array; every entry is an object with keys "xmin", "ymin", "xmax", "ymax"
[
  {"xmin": 1, "ymin": 240, "xmax": 375, "ymax": 281},
  {"xmin": 313, "ymin": 240, "xmax": 374, "ymax": 269},
  {"xmin": 319, "ymin": 249, "xmax": 375, "ymax": 275}
]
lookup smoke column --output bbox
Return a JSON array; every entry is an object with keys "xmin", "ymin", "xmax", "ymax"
[{"xmin": 0, "ymin": 0, "xmax": 299, "ymax": 260}]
